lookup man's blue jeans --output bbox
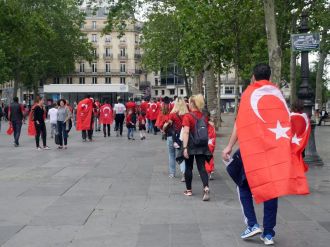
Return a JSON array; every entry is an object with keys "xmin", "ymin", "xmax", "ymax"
[
  {"xmin": 237, "ymin": 183, "xmax": 278, "ymax": 237},
  {"xmin": 166, "ymin": 136, "xmax": 176, "ymax": 176},
  {"xmin": 12, "ymin": 121, "xmax": 22, "ymax": 145}
]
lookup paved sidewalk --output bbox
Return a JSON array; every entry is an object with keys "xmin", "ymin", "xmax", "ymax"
[{"xmin": 0, "ymin": 115, "xmax": 329, "ymax": 247}]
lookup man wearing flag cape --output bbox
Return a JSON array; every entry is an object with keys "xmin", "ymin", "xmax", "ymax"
[
  {"xmin": 76, "ymin": 95, "xmax": 94, "ymax": 142},
  {"xmin": 222, "ymin": 64, "xmax": 309, "ymax": 246}
]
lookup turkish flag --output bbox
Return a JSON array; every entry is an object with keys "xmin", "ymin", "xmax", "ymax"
[
  {"xmin": 7, "ymin": 122, "xmax": 14, "ymax": 135},
  {"xmin": 148, "ymin": 103, "xmax": 158, "ymax": 120},
  {"xmin": 28, "ymin": 104, "xmax": 37, "ymax": 136},
  {"xmin": 99, "ymin": 104, "xmax": 114, "ymax": 125},
  {"xmin": 126, "ymin": 101, "xmax": 137, "ymax": 113},
  {"xmin": 205, "ymin": 123, "xmax": 216, "ymax": 174},
  {"xmin": 236, "ymin": 80, "xmax": 309, "ymax": 203},
  {"xmin": 291, "ymin": 113, "xmax": 311, "ymax": 175},
  {"xmin": 76, "ymin": 98, "xmax": 93, "ymax": 131},
  {"xmin": 140, "ymin": 101, "xmax": 149, "ymax": 114}
]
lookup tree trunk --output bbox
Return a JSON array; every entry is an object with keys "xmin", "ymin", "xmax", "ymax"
[
  {"xmin": 234, "ymin": 64, "xmax": 240, "ymax": 115},
  {"xmin": 216, "ymin": 71, "xmax": 222, "ymax": 129},
  {"xmin": 315, "ymin": 30, "xmax": 328, "ymax": 109},
  {"xmin": 205, "ymin": 65, "xmax": 217, "ymax": 126},
  {"xmin": 290, "ymin": 51, "xmax": 297, "ymax": 105},
  {"xmin": 183, "ymin": 67, "xmax": 191, "ymax": 97},
  {"xmin": 192, "ymin": 70, "xmax": 203, "ymax": 95},
  {"xmin": 263, "ymin": 0, "xmax": 282, "ymax": 85},
  {"xmin": 13, "ymin": 74, "xmax": 19, "ymax": 98}
]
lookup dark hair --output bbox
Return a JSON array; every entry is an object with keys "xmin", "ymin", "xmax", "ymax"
[
  {"xmin": 141, "ymin": 111, "xmax": 146, "ymax": 116},
  {"xmin": 13, "ymin": 97, "xmax": 19, "ymax": 103},
  {"xmin": 85, "ymin": 95, "xmax": 91, "ymax": 99},
  {"xmin": 57, "ymin": 99, "xmax": 67, "ymax": 106},
  {"xmin": 253, "ymin": 63, "xmax": 271, "ymax": 81},
  {"xmin": 291, "ymin": 100, "xmax": 304, "ymax": 113},
  {"xmin": 118, "ymin": 98, "xmax": 123, "ymax": 103}
]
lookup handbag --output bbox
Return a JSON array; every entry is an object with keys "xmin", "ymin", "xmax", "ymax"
[
  {"xmin": 225, "ymin": 149, "xmax": 247, "ymax": 187},
  {"xmin": 55, "ymin": 134, "xmax": 60, "ymax": 145}
]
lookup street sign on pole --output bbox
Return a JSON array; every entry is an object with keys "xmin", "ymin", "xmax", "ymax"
[{"xmin": 291, "ymin": 33, "xmax": 320, "ymax": 52}]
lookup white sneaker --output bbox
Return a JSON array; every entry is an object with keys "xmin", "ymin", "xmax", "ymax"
[
  {"xmin": 260, "ymin": 234, "xmax": 274, "ymax": 245},
  {"xmin": 43, "ymin": 146, "xmax": 51, "ymax": 150}
]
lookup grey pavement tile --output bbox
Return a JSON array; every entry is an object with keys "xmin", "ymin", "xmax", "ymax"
[
  {"xmin": 318, "ymin": 221, "xmax": 330, "ymax": 232},
  {"xmin": 136, "ymin": 224, "xmax": 169, "ymax": 247},
  {"xmin": 62, "ymin": 177, "xmax": 112, "ymax": 196},
  {"xmin": 278, "ymin": 199, "xmax": 312, "ymax": 221},
  {"xmin": 0, "ymin": 226, "xmax": 25, "ymax": 246},
  {"xmin": 1, "ymin": 226, "xmax": 80, "ymax": 247}
]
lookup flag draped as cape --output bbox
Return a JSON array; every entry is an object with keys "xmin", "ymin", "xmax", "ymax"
[
  {"xmin": 236, "ymin": 80, "xmax": 309, "ymax": 203},
  {"xmin": 99, "ymin": 104, "xmax": 113, "ymax": 125},
  {"xmin": 76, "ymin": 98, "xmax": 93, "ymax": 131}
]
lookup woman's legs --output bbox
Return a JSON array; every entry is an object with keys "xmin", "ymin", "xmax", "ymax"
[
  {"xmin": 166, "ymin": 137, "xmax": 176, "ymax": 177},
  {"xmin": 184, "ymin": 155, "xmax": 194, "ymax": 190},
  {"xmin": 40, "ymin": 122, "xmax": 47, "ymax": 147},
  {"xmin": 195, "ymin": 154, "xmax": 209, "ymax": 188},
  {"xmin": 35, "ymin": 124, "xmax": 41, "ymax": 148},
  {"xmin": 57, "ymin": 121, "xmax": 63, "ymax": 146},
  {"xmin": 107, "ymin": 124, "xmax": 110, "ymax": 136},
  {"xmin": 62, "ymin": 122, "xmax": 68, "ymax": 146}
]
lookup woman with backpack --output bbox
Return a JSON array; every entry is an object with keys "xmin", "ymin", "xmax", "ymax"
[
  {"xmin": 181, "ymin": 94, "xmax": 211, "ymax": 201},
  {"xmin": 163, "ymin": 97, "xmax": 188, "ymax": 180}
]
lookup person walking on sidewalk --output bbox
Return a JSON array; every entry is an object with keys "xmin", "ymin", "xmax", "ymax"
[
  {"xmin": 33, "ymin": 97, "xmax": 50, "ymax": 150},
  {"xmin": 9, "ymin": 97, "xmax": 24, "ymax": 147},
  {"xmin": 48, "ymin": 103, "xmax": 58, "ymax": 138},
  {"xmin": 113, "ymin": 98, "xmax": 126, "ymax": 137},
  {"xmin": 181, "ymin": 94, "xmax": 211, "ymax": 201},
  {"xmin": 99, "ymin": 100, "xmax": 113, "ymax": 138},
  {"xmin": 56, "ymin": 99, "xmax": 71, "ymax": 149}
]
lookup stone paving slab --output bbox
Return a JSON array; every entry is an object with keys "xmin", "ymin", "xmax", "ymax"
[{"xmin": 0, "ymin": 115, "xmax": 329, "ymax": 246}]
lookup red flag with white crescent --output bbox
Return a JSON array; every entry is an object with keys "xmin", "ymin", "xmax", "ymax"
[
  {"xmin": 100, "ymin": 104, "xmax": 114, "ymax": 125},
  {"xmin": 76, "ymin": 98, "xmax": 93, "ymax": 131},
  {"xmin": 236, "ymin": 80, "xmax": 309, "ymax": 203},
  {"xmin": 291, "ymin": 112, "xmax": 311, "ymax": 175}
]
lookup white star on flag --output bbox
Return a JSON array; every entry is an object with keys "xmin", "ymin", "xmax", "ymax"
[
  {"xmin": 291, "ymin": 134, "xmax": 302, "ymax": 146},
  {"xmin": 268, "ymin": 120, "xmax": 290, "ymax": 140}
]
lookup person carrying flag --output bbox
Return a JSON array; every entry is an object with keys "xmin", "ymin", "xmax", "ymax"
[
  {"xmin": 99, "ymin": 100, "xmax": 113, "ymax": 137},
  {"xmin": 76, "ymin": 95, "xmax": 94, "ymax": 142},
  {"xmin": 222, "ymin": 64, "xmax": 309, "ymax": 245}
]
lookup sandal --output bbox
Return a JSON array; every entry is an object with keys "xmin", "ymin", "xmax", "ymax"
[{"xmin": 184, "ymin": 190, "xmax": 192, "ymax": 196}]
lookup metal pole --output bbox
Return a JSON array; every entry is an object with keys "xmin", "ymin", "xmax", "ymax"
[{"xmin": 297, "ymin": 11, "xmax": 323, "ymax": 166}]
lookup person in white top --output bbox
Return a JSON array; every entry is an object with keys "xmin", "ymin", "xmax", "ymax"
[
  {"xmin": 113, "ymin": 98, "xmax": 126, "ymax": 137},
  {"xmin": 48, "ymin": 104, "xmax": 58, "ymax": 138}
]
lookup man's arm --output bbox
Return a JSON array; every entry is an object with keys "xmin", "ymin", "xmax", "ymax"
[{"xmin": 222, "ymin": 124, "xmax": 238, "ymax": 161}]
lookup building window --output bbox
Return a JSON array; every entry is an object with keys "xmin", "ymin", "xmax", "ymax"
[
  {"xmin": 105, "ymin": 77, "xmax": 111, "ymax": 84},
  {"xmin": 80, "ymin": 22, "xmax": 85, "ymax": 29},
  {"xmin": 155, "ymin": 90, "xmax": 158, "ymax": 96},
  {"xmin": 169, "ymin": 89, "xmax": 175, "ymax": 95},
  {"xmin": 53, "ymin": 77, "xmax": 60, "ymax": 84},
  {"xmin": 105, "ymin": 48, "xmax": 111, "ymax": 56},
  {"xmin": 120, "ymin": 36, "xmax": 126, "ymax": 43},
  {"xmin": 225, "ymin": 86, "xmax": 234, "ymax": 94},
  {"xmin": 92, "ymin": 77, "xmax": 97, "ymax": 84},
  {"xmin": 155, "ymin": 78, "xmax": 158, "ymax": 86},
  {"xmin": 79, "ymin": 77, "xmax": 85, "ymax": 84},
  {"xmin": 120, "ymin": 77, "xmax": 126, "ymax": 84},
  {"xmin": 161, "ymin": 90, "xmax": 165, "ymax": 96},
  {"xmin": 120, "ymin": 48, "xmax": 126, "ymax": 57},
  {"xmin": 67, "ymin": 77, "xmax": 72, "ymax": 84},
  {"xmin": 105, "ymin": 35, "xmax": 111, "ymax": 43},
  {"xmin": 92, "ymin": 21, "xmax": 96, "ymax": 30},
  {"xmin": 92, "ymin": 63, "xmax": 97, "ymax": 73},
  {"xmin": 92, "ymin": 34, "xmax": 97, "ymax": 42},
  {"xmin": 106, "ymin": 63, "xmax": 111, "ymax": 73},
  {"xmin": 80, "ymin": 63, "xmax": 85, "ymax": 72},
  {"xmin": 120, "ymin": 63, "xmax": 126, "ymax": 73},
  {"xmin": 180, "ymin": 89, "xmax": 184, "ymax": 95},
  {"xmin": 92, "ymin": 49, "xmax": 97, "ymax": 57}
]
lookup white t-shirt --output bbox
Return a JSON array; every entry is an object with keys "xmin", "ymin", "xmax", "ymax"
[
  {"xmin": 113, "ymin": 103, "xmax": 126, "ymax": 114},
  {"xmin": 48, "ymin": 108, "xmax": 58, "ymax": 124}
]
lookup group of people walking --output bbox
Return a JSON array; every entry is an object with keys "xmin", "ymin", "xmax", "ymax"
[{"xmin": 2, "ymin": 63, "xmax": 314, "ymax": 246}]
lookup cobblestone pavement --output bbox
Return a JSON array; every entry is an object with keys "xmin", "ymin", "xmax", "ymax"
[{"xmin": 0, "ymin": 114, "xmax": 329, "ymax": 247}]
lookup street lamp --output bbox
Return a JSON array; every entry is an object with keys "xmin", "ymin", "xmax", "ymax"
[{"xmin": 297, "ymin": 11, "xmax": 324, "ymax": 166}]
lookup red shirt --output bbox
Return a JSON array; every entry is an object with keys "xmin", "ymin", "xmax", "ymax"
[
  {"xmin": 138, "ymin": 115, "xmax": 146, "ymax": 125},
  {"xmin": 169, "ymin": 113, "xmax": 183, "ymax": 132},
  {"xmin": 140, "ymin": 101, "xmax": 149, "ymax": 113},
  {"xmin": 182, "ymin": 110, "xmax": 207, "ymax": 132},
  {"xmin": 126, "ymin": 101, "xmax": 136, "ymax": 112}
]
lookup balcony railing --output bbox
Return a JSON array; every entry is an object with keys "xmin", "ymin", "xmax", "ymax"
[
  {"xmin": 103, "ymin": 53, "xmax": 113, "ymax": 59},
  {"xmin": 118, "ymin": 54, "xmax": 128, "ymax": 60},
  {"xmin": 134, "ymin": 54, "xmax": 142, "ymax": 59}
]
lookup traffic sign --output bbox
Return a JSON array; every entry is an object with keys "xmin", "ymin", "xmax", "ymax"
[{"xmin": 291, "ymin": 33, "xmax": 320, "ymax": 51}]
